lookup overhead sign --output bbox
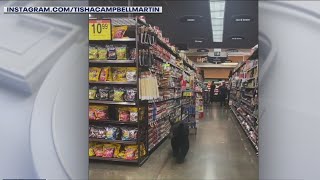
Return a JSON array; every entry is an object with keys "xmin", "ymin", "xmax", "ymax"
[
  {"xmin": 232, "ymin": 15, "xmax": 254, "ymax": 23},
  {"xmin": 230, "ymin": 36, "xmax": 244, "ymax": 40},
  {"xmin": 89, "ymin": 19, "xmax": 111, "ymax": 40}
]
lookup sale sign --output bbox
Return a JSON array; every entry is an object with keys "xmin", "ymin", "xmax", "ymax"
[{"xmin": 89, "ymin": 19, "xmax": 111, "ymax": 40}]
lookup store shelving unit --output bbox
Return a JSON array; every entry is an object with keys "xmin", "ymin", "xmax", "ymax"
[
  {"xmin": 88, "ymin": 17, "xmax": 200, "ymax": 165},
  {"xmin": 89, "ymin": 17, "xmax": 149, "ymax": 166},
  {"xmin": 229, "ymin": 46, "xmax": 259, "ymax": 154}
]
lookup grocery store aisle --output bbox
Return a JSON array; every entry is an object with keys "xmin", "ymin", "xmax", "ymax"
[{"xmin": 89, "ymin": 104, "xmax": 258, "ymax": 180}]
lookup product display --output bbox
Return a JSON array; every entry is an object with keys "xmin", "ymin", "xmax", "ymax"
[
  {"xmin": 89, "ymin": 17, "xmax": 201, "ymax": 165},
  {"xmin": 229, "ymin": 46, "xmax": 259, "ymax": 153}
]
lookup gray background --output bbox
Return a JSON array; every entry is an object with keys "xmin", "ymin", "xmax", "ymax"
[{"xmin": 0, "ymin": 0, "xmax": 320, "ymax": 179}]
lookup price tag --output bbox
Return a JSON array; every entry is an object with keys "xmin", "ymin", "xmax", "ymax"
[{"xmin": 89, "ymin": 19, "xmax": 111, "ymax": 40}]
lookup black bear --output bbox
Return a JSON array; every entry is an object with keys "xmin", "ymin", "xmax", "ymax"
[{"xmin": 171, "ymin": 122, "xmax": 189, "ymax": 163}]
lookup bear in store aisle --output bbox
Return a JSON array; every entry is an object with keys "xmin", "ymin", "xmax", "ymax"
[{"xmin": 170, "ymin": 121, "xmax": 189, "ymax": 163}]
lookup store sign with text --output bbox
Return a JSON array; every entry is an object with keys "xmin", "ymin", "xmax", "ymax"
[
  {"xmin": 230, "ymin": 36, "xmax": 244, "ymax": 41},
  {"xmin": 232, "ymin": 15, "xmax": 254, "ymax": 23},
  {"xmin": 89, "ymin": 19, "xmax": 111, "ymax": 40}
]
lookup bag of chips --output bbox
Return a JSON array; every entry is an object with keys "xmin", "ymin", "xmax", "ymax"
[
  {"xmin": 89, "ymin": 142, "xmax": 96, "ymax": 157},
  {"xmin": 112, "ymin": 67, "xmax": 127, "ymax": 82},
  {"xmin": 118, "ymin": 107, "xmax": 130, "ymax": 122},
  {"xmin": 106, "ymin": 45, "xmax": 117, "ymax": 60},
  {"xmin": 97, "ymin": 46, "xmax": 107, "ymax": 60},
  {"xmin": 113, "ymin": 88, "xmax": 125, "ymax": 102},
  {"xmin": 89, "ymin": 67, "xmax": 101, "ymax": 81},
  {"xmin": 99, "ymin": 67, "xmax": 110, "ymax": 81},
  {"xmin": 116, "ymin": 45, "xmax": 127, "ymax": 60},
  {"xmin": 94, "ymin": 105, "xmax": 109, "ymax": 120},
  {"xmin": 128, "ymin": 107, "xmax": 138, "ymax": 122},
  {"xmin": 126, "ymin": 67, "xmax": 137, "ymax": 82},
  {"xmin": 121, "ymin": 127, "xmax": 138, "ymax": 141},
  {"xmin": 102, "ymin": 144, "xmax": 115, "ymax": 158},
  {"xmin": 89, "ymin": 86, "xmax": 98, "ymax": 100},
  {"xmin": 108, "ymin": 88, "xmax": 114, "ymax": 101},
  {"xmin": 129, "ymin": 48, "xmax": 137, "ymax": 60},
  {"xmin": 98, "ymin": 87, "xmax": 110, "ymax": 100},
  {"xmin": 112, "ymin": 26, "xmax": 128, "ymax": 39},
  {"xmin": 89, "ymin": 46, "xmax": 98, "ymax": 60},
  {"xmin": 124, "ymin": 88, "xmax": 137, "ymax": 101},
  {"xmin": 105, "ymin": 126, "xmax": 119, "ymax": 140},
  {"xmin": 93, "ymin": 144, "xmax": 104, "ymax": 157}
]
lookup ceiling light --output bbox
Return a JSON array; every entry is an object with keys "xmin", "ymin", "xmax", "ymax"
[
  {"xmin": 195, "ymin": 40, "xmax": 203, "ymax": 43},
  {"xmin": 187, "ymin": 18, "xmax": 195, "ymax": 22},
  {"xmin": 210, "ymin": 0, "xmax": 225, "ymax": 43}
]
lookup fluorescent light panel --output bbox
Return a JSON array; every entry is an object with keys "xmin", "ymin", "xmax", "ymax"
[{"xmin": 210, "ymin": 0, "xmax": 225, "ymax": 42}]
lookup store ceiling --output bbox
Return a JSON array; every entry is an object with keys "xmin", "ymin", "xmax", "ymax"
[{"xmin": 90, "ymin": 0, "xmax": 258, "ymax": 49}]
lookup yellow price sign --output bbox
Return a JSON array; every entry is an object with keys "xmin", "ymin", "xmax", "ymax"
[{"xmin": 89, "ymin": 19, "xmax": 111, "ymax": 40}]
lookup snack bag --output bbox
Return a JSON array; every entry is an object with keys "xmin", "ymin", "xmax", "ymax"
[
  {"xmin": 102, "ymin": 144, "xmax": 115, "ymax": 158},
  {"xmin": 99, "ymin": 67, "xmax": 110, "ymax": 81},
  {"xmin": 105, "ymin": 126, "xmax": 119, "ymax": 140},
  {"xmin": 93, "ymin": 144, "xmax": 104, "ymax": 157},
  {"xmin": 89, "ymin": 67, "xmax": 101, "ymax": 81},
  {"xmin": 89, "ymin": 87, "xmax": 98, "ymax": 100},
  {"xmin": 112, "ymin": 67, "xmax": 127, "ymax": 82},
  {"xmin": 129, "ymin": 48, "xmax": 137, "ymax": 60},
  {"xmin": 98, "ymin": 87, "xmax": 110, "ymax": 100},
  {"xmin": 126, "ymin": 67, "xmax": 137, "ymax": 82},
  {"xmin": 124, "ymin": 145, "xmax": 138, "ymax": 160},
  {"xmin": 112, "ymin": 143, "xmax": 121, "ymax": 158},
  {"xmin": 106, "ymin": 45, "xmax": 117, "ymax": 60},
  {"xmin": 121, "ymin": 127, "xmax": 138, "ymax": 141},
  {"xmin": 118, "ymin": 107, "xmax": 130, "ymax": 122},
  {"xmin": 94, "ymin": 105, "xmax": 108, "ymax": 120},
  {"xmin": 97, "ymin": 46, "xmax": 107, "ymax": 60},
  {"xmin": 108, "ymin": 88, "xmax": 114, "ymax": 101},
  {"xmin": 112, "ymin": 26, "xmax": 128, "ymax": 39},
  {"xmin": 116, "ymin": 45, "xmax": 127, "ymax": 60},
  {"xmin": 89, "ymin": 144, "xmax": 96, "ymax": 157},
  {"xmin": 124, "ymin": 88, "xmax": 137, "ymax": 101},
  {"xmin": 89, "ymin": 106, "xmax": 96, "ymax": 120},
  {"xmin": 113, "ymin": 88, "xmax": 125, "ymax": 102},
  {"xmin": 89, "ymin": 46, "xmax": 98, "ymax": 60},
  {"xmin": 128, "ymin": 107, "xmax": 138, "ymax": 122}
]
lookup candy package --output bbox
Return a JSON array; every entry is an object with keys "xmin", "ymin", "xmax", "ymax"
[
  {"xmin": 106, "ymin": 45, "xmax": 117, "ymax": 60},
  {"xmin": 97, "ymin": 46, "xmax": 107, "ymax": 60},
  {"xmin": 89, "ymin": 46, "xmax": 98, "ymax": 60},
  {"xmin": 116, "ymin": 45, "xmax": 127, "ymax": 60},
  {"xmin": 105, "ymin": 126, "xmax": 119, "ymax": 140},
  {"xmin": 89, "ymin": 86, "xmax": 98, "ymax": 100},
  {"xmin": 98, "ymin": 87, "xmax": 110, "ymax": 100},
  {"xmin": 112, "ymin": 67, "xmax": 127, "ymax": 81},
  {"xmin": 126, "ymin": 67, "xmax": 137, "ymax": 82},
  {"xmin": 118, "ymin": 107, "xmax": 130, "ymax": 122},
  {"xmin": 89, "ymin": 67, "xmax": 101, "ymax": 81},
  {"xmin": 99, "ymin": 67, "xmax": 110, "ymax": 81},
  {"xmin": 121, "ymin": 127, "xmax": 138, "ymax": 141},
  {"xmin": 112, "ymin": 26, "xmax": 128, "ymax": 39},
  {"xmin": 124, "ymin": 88, "xmax": 137, "ymax": 101}
]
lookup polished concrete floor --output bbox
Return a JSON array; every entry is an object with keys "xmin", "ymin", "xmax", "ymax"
[{"xmin": 89, "ymin": 104, "xmax": 258, "ymax": 180}]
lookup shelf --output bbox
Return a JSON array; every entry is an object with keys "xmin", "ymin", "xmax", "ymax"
[
  {"xmin": 245, "ymin": 86, "xmax": 257, "ymax": 89},
  {"xmin": 89, "ymin": 120, "xmax": 140, "ymax": 125},
  {"xmin": 89, "ymin": 100, "xmax": 136, "ymax": 105},
  {"xmin": 89, "ymin": 138, "xmax": 139, "ymax": 144},
  {"xmin": 183, "ymin": 60, "xmax": 197, "ymax": 71},
  {"xmin": 112, "ymin": 38, "xmax": 136, "ymax": 42},
  {"xmin": 246, "ymin": 65, "xmax": 258, "ymax": 72},
  {"xmin": 182, "ymin": 115, "xmax": 188, "ymax": 121},
  {"xmin": 148, "ymin": 97, "xmax": 181, "ymax": 103},
  {"xmin": 148, "ymin": 133, "xmax": 169, "ymax": 152},
  {"xmin": 89, "ymin": 156, "xmax": 138, "ymax": 163},
  {"xmin": 89, "ymin": 60, "xmax": 136, "ymax": 64},
  {"xmin": 89, "ymin": 81, "xmax": 137, "ymax": 85},
  {"xmin": 154, "ymin": 55, "xmax": 183, "ymax": 72},
  {"xmin": 233, "ymin": 62, "xmax": 246, "ymax": 74},
  {"xmin": 244, "ymin": 93, "xmax": 254, "ymax": 98},
  {"xmin": 246, "ymin": 77, "xmax": 256, "ymax": 81},
  {"xmin": 241, "ymin": 99, "xmax": 252, "ymax": 107},
  {"xmin": 230, "ymin": 107, "xmax": 258, "ymax": 152}
]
